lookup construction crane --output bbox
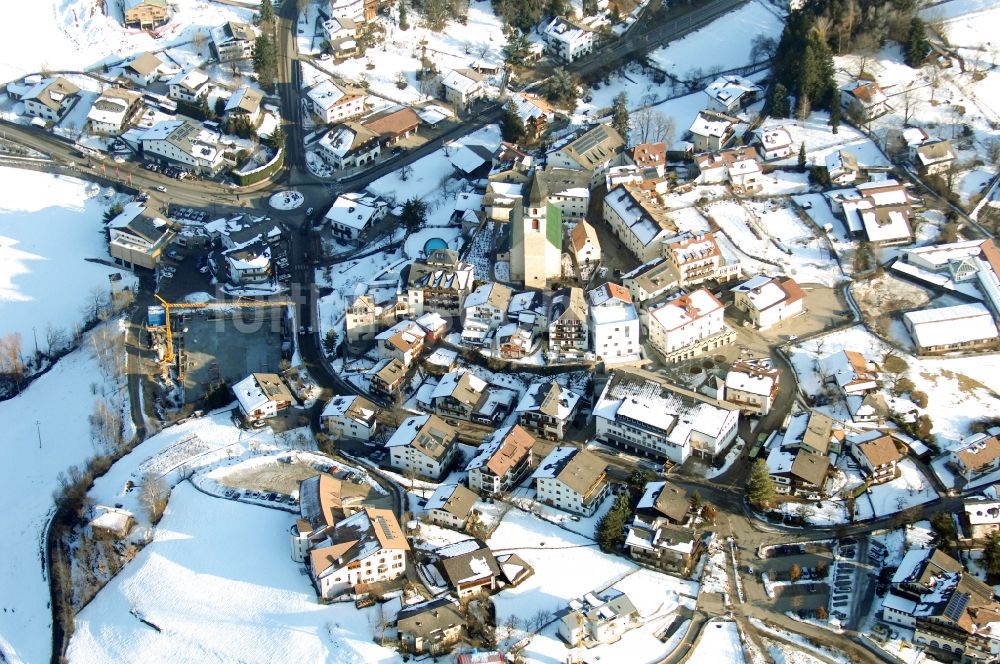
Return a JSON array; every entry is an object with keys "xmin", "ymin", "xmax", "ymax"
[{"xmin": 153, "ymin": 294, "xmax": 293, "ymax": 366}]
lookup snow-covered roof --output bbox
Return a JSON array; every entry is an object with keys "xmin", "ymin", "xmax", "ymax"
[
  {"xmin": 320, "ymin": 394, "xmax": 376, "ymax": 424},
  {"xmin": 964, "ymin": 499, "xmax": 1000, "ymax": 525},
  {"xmin": 440, "ymin": 69, "xmax": 483, "ymax": 95},
  {"xmin": 649, "ymin": 288, "xmax": 723, "ymax": 332},
  {"xmin": 725, "ymin": 366, "xmax": 775, "ymax": 397},
  {"xmin": 543, "ymin": 17, "xmax": 591, "ymax": 45},
  {"xmin": 859, "ymin": 201, "xmax": 911, "ymax": 243},
  {"xmin": 904, "ymin": 303, "xmax": 998, "ymax": 348},
  {"xmin": 515, "ymin": 380, "xmax": 580, "ymax": 421},
  {"xmin": 704, "ymin": 75, "xmax": 762, "ymax": 107},
  {"xmin": 531, "ymin": 445, "xmax": 578, "ymax": 479},
  {"xmin": 604, "ymin": 185, "xmax": 669, "ymax": 248},
  {"xmin": 307, "ymin": 79, "xmax": 357, "ymax": 110},
  {"xmin": 233, "ymin": 374, "xmax": 274, "ymax": 413},
  {"xmin": 765, "ymin": 444, "xmax": 794, "ymax": 475},
  {"xmin": 756, "ymin": 126, "xmax": 793, "ymax": 151},
  {"xmin": 689, "ymin": 111, "xmax": 735, "ymax": 138},
  {"xmin": 732, "ymin": 276, "xmax": 803, "ymax": 312},
  {"xmin": 325, "ymin": 192, "xmax": 382, "ymax": 230},
  {"xmin": 168, "ymin": 69, "xmax": 209, "ymax": 91},
  {"xmin": 385, "ymin": 415, "xmax": 428, "ymax": 448}
]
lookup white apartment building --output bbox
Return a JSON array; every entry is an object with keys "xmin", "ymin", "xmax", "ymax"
[
  {"xmin": 647, "ymin": 288, "xmax": 726, "ymax": 360},
  {"xmin": 385, "ymin": 414, "xmax": 459, "ymax": 481},
  {"xmin": 307, "ymin": 79, "xmax": 366, "ymax": 124},
  {"xmin": 587, "ymin": 283, "xmax": 641, "ymax": 363},
  {"xmin": 732, "ymin": 275, "xmax": 806, "ymax": 329},
  {"xmin": 320, "ymin": 394, "xmax": 378, "ymax": 441},
  {"xmin": 532, "ymin": 447, "xmax": 609, "ymax": 516},
  {"xmin": 542, "ymin": 17, "xmax": 593, "ymax": 63}
]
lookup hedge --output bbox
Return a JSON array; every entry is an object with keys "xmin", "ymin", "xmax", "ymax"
[{"xmin": 233, "ymin": 148, "xmax": 284, "ymax": 186}]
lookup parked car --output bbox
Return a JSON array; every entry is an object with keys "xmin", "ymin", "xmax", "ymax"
[{"xmin": 156, "ymin": 185, "xmax": 166, "ymax": 192}]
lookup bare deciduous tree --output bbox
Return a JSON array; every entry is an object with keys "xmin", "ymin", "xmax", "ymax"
[
  {"xmin": 140, "ymin": 473, "xmax": 170, "ymax": 524},
  {"xmin": 90, "ymin": 398, "xmax": 125, "ymax": 454}
]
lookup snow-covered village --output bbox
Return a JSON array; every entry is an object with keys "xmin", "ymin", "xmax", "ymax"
[{"xmin": 3, "ymin": 0, "xmax": 1000, "ymax": 662}]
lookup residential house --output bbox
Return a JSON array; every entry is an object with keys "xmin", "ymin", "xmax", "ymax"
[
  {"xmin": 223, "ymin": 240, "xmax": 272, "ymax": 286},
  {"xmin": 122, "ymin": 52, "xmax": 164, "ymax": 87},
  {"xmin": 506, "ymin": 291, "xmax": 546, "ymax": 332},
  {"xmin": 375, "ymin": 319, "xmax": 426, "ymax": 367},
  {"xmin": 852, "ymin": 179, "xmax": 916, "ymax": 245},
  {"xmin": 139, "ymin": 119, "xmax": 225, "ymax": 174},
  {"xmin": 211, "ymin": 21, "xmax": 257, "ymax": 62},
  {"xmin": 559, "ymin": 591, "xmax": 640, "ymax": 647},
  {"xmin": 547, "ymin": 124, "xmax": 626, "ymax": 186},
  {"xmin": 629, "ymin": 142, "xmax": 667, "ymax": 178},
  {"xmin": 753, "ymin": 126, "xmax": 794, "ymax": 161},
  {"xmin": 224, "ymin": 86, "xmax": 263, "ymax": 125},
  {"xmin": 850, "ymin": 431, "xmax": 902, "ymax": 484},
  {"xmin": 461, "ymin": 282, "xmax": 513, "ymax": 346},
  {"xmin": 688, "ymin": 111, "xmax": 739, "ymax": 153},
  {"xmin": 766, "ymin": 446, "xmax": 831, "ymax": 496},
  {"xmin": 123, "ymin": 0, "xmax": 169, "ymax": 30},
  {"xmin": 345, "ymin": 292, "xmax": 404, "ymax": 345},
  {"xmin": 825, "ymin": 149, "xmax": 861, "ymax": 185},
  {"xmin": 647, "ymin": 288, "xmax": 729, "ymax": 363},
  {"xmin": 495, "ymin": 321, "xmax": 535, "ymax": 359},
  {"xmin": 515, "ymin": 380, "xmax": 581, "ymax": 441},
  {"xmin": 397, "ymin": 597, "xmax": 464, "ymax": 655},
  {"xmin": 440, "ymin": 68, "xmax": 485, "ymax": 108},
  {"xmin": 719, "ymin": 146, "xmax": 763, "ymax": 194},
  {"xmin": 404, "ymin": 248, "xmax": 475, "ymax": 319},
  {"xmin": 963, "ymin": 498, "xmax": 1000, "ymax": 538},
  {"xmin": 318, "ymin": 122, "xmax": 381, "ymax": 169},
  {"xmin": 570, "ymin": 219, "xmax": 601, "ymax": 267},
  {"xmin": 291, "ymin": 473, "xmax": 384, "ymax": 561},
  {"xmin": 594, "ymin": 368, "xmax": 740, "ymax": 464},
  {"xmin": 732, "ymin": 275, "xmax": 806, "ymax": 328},
  {"xmin": 603, "ymin": 183, "xmax": 674, "ymax": 263},
  {"xmin": 532, "ymin": 447, "xmax": 609, "ymax": 516},
  {"xmin": 385, "ymin": 414, "xmax": 459, "ymax": 481},
  {"xmin": 21, "ymin": 77, "xmax": 80, "ymax": 122},
  {"xmin": 784, "ymin": 409, "xmax": 839, "ymax": 457},
  {"xmin": 329, "ymin": 0, "xmax": 379, "ymax": 23},
  {"xmin": 841, "ymin": 82, "xmax": 890, "ymax": 122},
  {"xmin": 308, "ymin": 507, "xmax": 408, "ymax": 599},
  {"xmin": 881, "ymin": 548, "xmax": 963, "ymax": 628},
  {"xmin": 106, "ymin": 202, "xmax": 175, "ymax": 270},
  {"xmin": 624, "ymin": 481, "xmax": 700, "ymax": 571},
  {"xmin": 951, "ymin": 428, "xmax": 1000, "ymax": 483},
  {"xmin": 663, "ymin": 231, "xmax": 740, "ymax": 286},
  {"xmin": 848, "ymin": 391, "xmax": 889, "ymax": 426},
  {"xmin": 509, "ymin": 93, "xmax": 556, "ymax": 139},
  {"xmin": 587, "ymin": 282, "xmax": 641, "ymax": 363},
  {"xmin": 915, "ymin": 139, "xmax": 956, "ymax": 176},
  {"xmin": 547, "ymin": 287, "xmax": 589, "ymax": 361},
  {"xmin": 424, "ymin": 483, "xmax": 479, "ymax": 530},
  {"xmin": 307, "ymin": 78, "xmax": 366, "ymax": 124},
  {"xmin": 370, "ymin": 358, "xmax": 407, "ymax": 397},
  {"xmin": 704, "ymin": 75, "xmax": 762, "ymax": 114},
  {"xmin": 86, "ymin": 87, "xmax": 143, "ymax": 136},
  {"xmin": 428, "ymin": 370, "xmax": 516, "ymax": 426},
  {"xmin": 321, "ymin": 394, "xmax": 379, "ymax": 441},
  {"xmin": 622, "ymin": 258, "xmax": 680, "ymax": 304},
  {"xmin": 415, "ymin": 311, "xmax": 451, "ymax": 344},
  {"xmin": 322, "ymin": 16, "xmax": 358, "ymax": 57},
  {"xmin": 167, "ymin": 69, "xmax": 210, "ymax": 103},
  {"xmin": 363, "ymin": 105, "xmax": 420, "ymax": 146},
  {"xmin": 89, "ymin": 507, "xmax": 135, "ymax": 540},
  {"xmin": 723, "ymin": 358, "xmax": 780, "ymax": 416},
  {"xmin": 324, "ymin": 191, "xmax": 387, "ymax": 242},
  {"xmin": 821, "ymin": 350, "xmax": 879, "ymax": 396},
  {"xmin": 232, "ymin": 373, "xmax": 293, "ymax": 422},
  {"xmin": 903, "ymin": 304, "xmax": 999, "ymax": 355},
  {"xmin": 537, "ymin": 168, "xmax": 591, "ymax": 225},
  {"xmin": 466, "ymin": 424, "xmax": 537, "ymax": 495},
  {"xmin": 432, "ymin": 539, "xmax": 503, "ymax": 598},
  {"xmin": 542, "ymin": 17, "xmax": 593, "ymax": 63},
  {"xmin": 509, "ymin": 171, "xmax": 564, "ymax": 288}
]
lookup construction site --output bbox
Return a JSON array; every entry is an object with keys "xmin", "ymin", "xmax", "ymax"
[{"xmin": 146, "ymin": 297, "xmax": 294, "ymax": 404}]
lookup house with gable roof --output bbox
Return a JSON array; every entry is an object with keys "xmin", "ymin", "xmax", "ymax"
[
  {"xmin": 732, "ymin": 275, "xmax": 806, "ymax": 328},
  {"xmin": 704, "ymin": 75, "xmax": 763, "ymax": 114},
  {"xmin": 386, "ymin": 414, "xmax": 459, "ymax": 480},
  {"xmin": 647, "ymin": 288, "xmax": 729, "ymax": 362},
  {"xmin": 375, "ymin": 319, "xmax": 426, "ymax": 367},
  {"xmin": 570, "ymin": 219, "xmax": 601, "ymax": 267},
  {"xmin": 548, "ymin": 287, "xmax": 590, "ymax": 360},
  {"xmin": 547, "ymin": 124, "xmax": 626, "ymax": 186},
  {"xmin": 533, "ymin": 446, "xmax": 609, "ymax": 515},
  {"xmin": 321, "ymin": 394, "xmax": 379, "ymax": 441},
  {"xmin": 461, "ymin": 282, "xmax": 513, "ymax": 346},
  {"xmin": 466, "ymin": 424, "xmax": 537, "ymax": 495},
  {"xmin": 428, "ymin": 370, "xmax": 517, "ymax": 425},
  {"xmin": 850, "ymin": 431, "xmax": 903, "ymax": 484},
  {"xmin": 603, "ymin": 183, "xmax": 674, "ymax": 263},
  {"xmin": 515, "ymin": 380, "xmax": 581, "ymax": 441},
  {"xmin": 424, "ymin": 483, "xmax": 479, "ymax": 530}
]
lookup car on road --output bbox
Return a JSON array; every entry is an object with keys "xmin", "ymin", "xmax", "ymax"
[
  {"xmin": 251, "ymin": 419, "xmax": 266, "ymax": 429},
  {"xmin": 155, "ymin": 185, "xmax": 166, "ymax": 192},
  {"xmin": 392, "ymin": 146, "xmax": 404, "ymax": 155},
  {"xmin": 305, "ymin": 207, "xmax": 314, "ymax": 216}
]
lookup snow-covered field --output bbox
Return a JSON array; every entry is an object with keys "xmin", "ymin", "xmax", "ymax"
[
  {"xmin": 688, "ymin": 620, "xmax": 745, "ymax": 664},
  {"xmin": 67, "ymin": 482, "xmax": 402, "ymax": 663},
  {"xmin": 0, "ymin": 168, "xmax": 137, "ymax": 350},
  {"xmin": 647, "ymin": 0, "xmax": 784, "ymax": 80},
  {"xmin": 0, "ymin": 0, "xmax": 254, "ymax": 85},
  {"xmin": 0, "ymin": 326, "xmax": 128, "ymax": 664},
  {"xmin": 857, "ymin": 459, "xmax": 938, "ymax": 520}
]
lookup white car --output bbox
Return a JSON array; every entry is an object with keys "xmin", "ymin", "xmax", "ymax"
[{"xmin": 155, "ymin": 185, "xmax": 166, "ymax": 192}]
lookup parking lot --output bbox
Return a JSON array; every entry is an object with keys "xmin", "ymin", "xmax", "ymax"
[{"xmin": 743, "ymin": 543, "xmax": 837, "ymax": 616}]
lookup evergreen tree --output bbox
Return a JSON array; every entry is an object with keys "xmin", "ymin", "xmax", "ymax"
[
  {"xmin": 808, "ymin": 30, "xmax": 836, "ymax": 108},
  {"xmin": 401, "ymin": 197, "xmax": 428, "ymax": 234},
  {"xmin": 253, "ymin": 34, "xmax": 277, "ymax": 90},
  {"xmin": 503, "ymin": 29, "xmax": 530, "ymax": 68},
  {"xmin": 904, "ymin": 18, "xmax": 929, "ymax": 67},
  {"xmin": 611, "ymin": 92, "xmax": 630, "ymax": 143},
  {"xmin": 547, "ymin": 0, "xmax": 567, "ymax": 18},
  {"xmin": 830, "ymin": 100, "xmax": 841, "ymax": 134},
  {"xmin": 595, "ymin": 492, "xmax": 631, "ymax": 553},
  {"xmin": 798, "ymin": 142, "xmax": 807, "ymax": 171},
  {"xmin": 746, "ymin": 459, "xmax": 775, "ymax": 509},
  {"xmin": 258, "ymin": 0, "xmax": 274, "ymax": 26},
  {"xmin": 265, "ymin": 125, "xmax": 286, "ymax": 151},
  {"xmin": 768, "ymin": 83, "xmax": 791, "ymax": 118},
  {"xmin": 796, "ymin": 93, "xmax": 812, "ymax": 120},
  {"xmin": 501, "ymin": 104, "xmax": 525, "ymax": 142},
  {"xmin": 398, "ymin": 0, "xmax": 409, "ymax": 29},
  {"xmin": 985, "ymin": 532, "xmax": 1000, "ymax": 577}
]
